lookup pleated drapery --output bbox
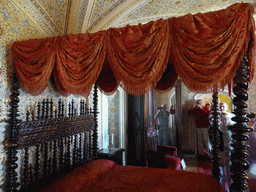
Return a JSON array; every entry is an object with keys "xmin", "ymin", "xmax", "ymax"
[{"xmin": 12, "ymin": 3, "xmax": 255, "ymax": 97}]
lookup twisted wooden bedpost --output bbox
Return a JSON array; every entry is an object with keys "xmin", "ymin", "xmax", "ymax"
[
  {"xmin": 210, "ymin": 92, "xmax": 221, "ymax": 180},
  {"xmin": 92, "ymin": 83, "xmax": 99, "ymax": 159},
  {"xmin": 5, "ymin": 73, "xmax": 20, "ymax": 191},
  {"xmin": 229, "ymin": 54, "xmax": 253, "ymax": 192}
]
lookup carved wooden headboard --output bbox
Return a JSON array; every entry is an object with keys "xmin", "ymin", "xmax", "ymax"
[{"xmin": 5, "ymin": 74, "xmax": 99, "ymax": 192}]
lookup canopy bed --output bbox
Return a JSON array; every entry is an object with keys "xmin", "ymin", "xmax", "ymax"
[{"xmin": 6, "ymin": 2, "xmax": 255, "ymax": 192}]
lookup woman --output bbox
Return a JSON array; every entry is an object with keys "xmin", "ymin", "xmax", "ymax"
[{"xmin": 247, "ymin": 112, "xmax": 256, "ymax": 164}]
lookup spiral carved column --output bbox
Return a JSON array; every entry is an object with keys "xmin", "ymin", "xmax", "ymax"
[
  {"xmin": 210, "ymin": 92, "xmax": 221, "ymax": 180},
  {"xmin": 5, "ymin": 73, "xmax": 20, "ymax": 191},
  {"xmin": 229, "ymin": 54, "xmax": 253, "ymax": 192},
  {"xmin": 92, "ymin": 83, "xmax": 99, "ymax": 159}
]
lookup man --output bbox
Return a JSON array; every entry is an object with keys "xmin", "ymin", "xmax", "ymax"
[
  {"xmin": 155, "ymin": 104, "xmax": 170, "ymax": 146},
  {"xmin": 188, "ymin": 99, "xmax": 211, "ymax": 159}
]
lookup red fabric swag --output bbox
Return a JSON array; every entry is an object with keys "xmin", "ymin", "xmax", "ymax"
[{"xmin": 11, "ymin": 3, "xmax": 255, "ymax": 97}]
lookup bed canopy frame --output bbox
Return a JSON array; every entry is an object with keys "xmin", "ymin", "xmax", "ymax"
[{"xmin": 7, "ymin": 2, "xmax": 256, "ymax": 192}]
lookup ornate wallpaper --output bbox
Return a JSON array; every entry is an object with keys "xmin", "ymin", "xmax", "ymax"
[{"xmin": 0, "ymin": 1, "xmax": 92, "ymax": 190}]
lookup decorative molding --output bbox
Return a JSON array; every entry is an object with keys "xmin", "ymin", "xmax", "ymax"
[
  {"xmin": 73, "ymin": 0, "xmax": 89, "ymax": 34},
  {"xmin": 66, "ymin": 0, "xmax": 84, "ymax": 34},
  {"xmin": 86, "ymin": 0, "xmax": 149, "ymax": 33},
  {"xmin": 81, "ymin": 0, "xmax": 96, "ymax": 33},
  {"xmin": 64, "ymin": 0, "xmax": 73, "ymax": 34}
]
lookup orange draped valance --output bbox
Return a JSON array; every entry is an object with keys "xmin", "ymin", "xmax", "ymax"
[{"xmin": 12, "ymin": 3, "xmax": 255, "ymax": 97}]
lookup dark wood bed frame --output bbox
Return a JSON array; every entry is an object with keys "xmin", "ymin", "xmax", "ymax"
[
  {"xmin": 4, "ymin": 53, "xmax": 253, "ymax": 192},
  {"xmin": 4, "ymin": 74, "xmax": 99, "ymax": 192}
]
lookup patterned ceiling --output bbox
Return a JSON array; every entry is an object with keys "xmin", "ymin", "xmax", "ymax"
[{"xmin": 9, "ymin": 0, "xmax": 256, "ymax": 37}]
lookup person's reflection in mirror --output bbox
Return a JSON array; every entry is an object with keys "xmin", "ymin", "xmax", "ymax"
[{"xmin": 155, "ymin": 104, "xmax": 170, "ymax": 146}]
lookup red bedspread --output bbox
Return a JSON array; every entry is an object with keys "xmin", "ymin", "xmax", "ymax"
[{"xmin": 38, "ymin": 159, "xmax": 224, "ymax": 192}]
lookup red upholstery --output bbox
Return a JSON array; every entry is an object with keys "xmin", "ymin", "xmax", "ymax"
[
  {"xmin": 157, "ymin": 145, "xmax": 178, "ymax": 156},
  {"xmin": 164, "ymin": 155, "xmax": 181, "ymax": 170},
  {"xmin": 197, "ymin": 160, "xmax": 212, "ymax": 175},
  {"xmin": 147, "ymin": 145, "xmax": 181, "ymax": 170}
]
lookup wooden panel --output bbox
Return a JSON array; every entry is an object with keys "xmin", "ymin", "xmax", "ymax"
[{"xmin": 126, "ymin": 94, "xmax": 146, "ymax": 166}]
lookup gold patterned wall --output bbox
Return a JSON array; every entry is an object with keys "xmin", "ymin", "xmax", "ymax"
[{"xmin": 0, "ymin": 1, "xmax": 86, "ymax": 190}]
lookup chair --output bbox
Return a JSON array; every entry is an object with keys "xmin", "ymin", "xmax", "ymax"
[
  {"xmin": 157, "ymin": 145, "xmax": 178, "ymax": 156},
  {"xmin": 147, "ymin": 145, "xmax": 181, "ymax": 170}
]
